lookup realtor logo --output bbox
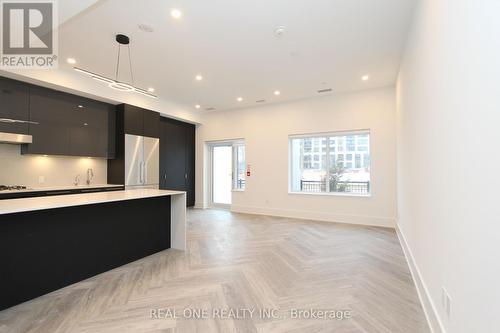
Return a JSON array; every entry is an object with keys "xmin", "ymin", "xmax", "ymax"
[{"xmin": 1, "ymin": 0, "xmax": 58, "ymax": 68}]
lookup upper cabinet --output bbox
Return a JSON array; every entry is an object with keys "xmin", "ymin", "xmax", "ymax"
[
  {"xmin": 20, "ymin": 84, "xmax": 116, "ymax": 158},
  {"xmin": 120, "ymin": 104, "xmax": 160, "ymax": 138},
  {"xmin": 0, "ymin": 76, "xmax": 29, "ymax": 135}
]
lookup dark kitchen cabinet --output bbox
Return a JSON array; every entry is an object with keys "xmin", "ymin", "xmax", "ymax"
[
  {"xmin": 159, "ymin": 117, "xmax": 195, "ymax": 207},
  {"xmin": 21, "ymin": 85, "xmax": 115, "ymax": 158},
  {"xmin": 143, "ymin": 109, "xmax": 160, "ymax": 138},
  {"xmin": 120, "ymin": 104, "xmax": 159, "ymax": 138},
  {"xmin": 0, "ymin": 76, "xmax": 29, "ymax": 135},
  {"xmin": 185, "ymin": 124, "xmax": 195, "ymax": 206},
  {"xmin": 68, "ymin": 99, "xmax": 115, "ymax": 158},
  {"xmin": 23, "ymin": 86, "xmax": 72, "ymax": 155},
  {"xmin": 122, "ymin": 104, "xmax": 143, "ymax": 136},
  {"xmin": 107, "ymin": 104, "xmax": 161, "ymax": 185}
]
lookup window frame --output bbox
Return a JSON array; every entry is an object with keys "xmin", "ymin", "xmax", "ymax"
[
  {"xmin": 232, "ymin": 141, "xmax": 246, "ymax": 192},
  {"xmin": 288, "ymin": 130, "xmax": 371, "ymax": 197}
]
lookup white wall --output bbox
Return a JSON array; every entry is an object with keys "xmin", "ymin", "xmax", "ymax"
[
  {"xmin": 0, "ymin": 144, "xmax": 107, "ymax": 188},
  {"xmin": 196, "ymin": 87, "xmax": 397, "ymax": 227},
  {"xmin": 396, "ymin": 0, "xmax": 500, "ymax": 332}
]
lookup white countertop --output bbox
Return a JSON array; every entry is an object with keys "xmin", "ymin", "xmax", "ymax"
[
  {"xmin": 0, "ymin": 184, "xmax": 123, "ymax": 194},
  {"xmin": 0, "ymin": 189, "xmax": 186, "ymax": 215}
]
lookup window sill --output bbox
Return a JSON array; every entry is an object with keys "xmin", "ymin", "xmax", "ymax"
[{"xmin": 288, "ymin": 191, "xmax": 371, "ymax": 198}]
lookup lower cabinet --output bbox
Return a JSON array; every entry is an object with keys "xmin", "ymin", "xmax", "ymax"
[
  {"xmin": 0, "ymin": 196, "xmax": 171, "ymax": 310},
  {"xmin": 159, "ymin": 117, "xmax": 195, "ymax": 207}
]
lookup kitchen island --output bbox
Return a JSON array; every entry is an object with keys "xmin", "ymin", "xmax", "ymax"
[{"xmin": 0, "ymin": 189, "xmax": 186, "ymax": 310}]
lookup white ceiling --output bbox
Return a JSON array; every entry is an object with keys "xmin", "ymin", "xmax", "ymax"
[
  {"xmin": 57, "ymin": 0, "xmax": 415, "ymax": 112},
  {"xmin": 58, "ymin": 0, "xmax": 100, "ymax": 24}
]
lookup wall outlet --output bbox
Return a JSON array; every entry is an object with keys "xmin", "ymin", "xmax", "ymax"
[
  {"xmin": 38, "ymin": 176, "xmax": 45, "ymax": 184},
  {"xmin": 441, "ymin": 287, "xmax": 452, "ymax": 318}
]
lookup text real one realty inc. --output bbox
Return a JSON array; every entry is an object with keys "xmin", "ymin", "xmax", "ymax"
[{"xmin": 150, "ymin": 308, "xmax": 352, "ymax": 320}]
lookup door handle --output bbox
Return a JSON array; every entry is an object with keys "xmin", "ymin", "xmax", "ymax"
[
  {"xmin": 164, "ymin": 173, "xmax": 167, "ymax": 180},
  {"xmin": 139, "ymin": 162, "xmax": 143, "ymax": 184}
]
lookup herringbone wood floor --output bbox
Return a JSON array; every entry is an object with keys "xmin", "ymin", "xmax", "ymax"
[{"xmin": 0, "ymin": 209, "xmax": 428, "ymax": 333}]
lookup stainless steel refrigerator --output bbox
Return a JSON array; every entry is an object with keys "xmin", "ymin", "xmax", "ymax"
[{"xmin": 125, "ymin": 134, "xmax": 159, "ymax": 189}]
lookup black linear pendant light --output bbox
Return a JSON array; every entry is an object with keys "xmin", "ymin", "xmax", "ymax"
[{"xmin": 74, "ymin": 34, "xmax": 156, "ymax": 98}]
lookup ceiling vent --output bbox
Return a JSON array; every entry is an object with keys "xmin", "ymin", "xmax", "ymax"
[
  {"xmin": 256, "ymin": 99, "xmax": 266, "ymax": 103},
  {"xmin": 138, "ymin": 24, "xmax": 154, "ymax": 32},
  {"xmin": 274, "ymin": 26, "xmax": 286, "ymax": 38},
  {"xmin": 205, "ymin": 107, "xmax": 216, "ymax": 111},
  {"xmin": 317, "ymin": 88, "xmax": 332, "ymax": 93}
]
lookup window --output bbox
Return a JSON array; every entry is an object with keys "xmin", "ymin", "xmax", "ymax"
[
  {"xmin": 233, "ymin": 143, "xmax": 246, "ymax": 190},
  {"xmin": 347, "ymin": 136, "xmax": 356, "ymax": 151},
  {"xmin": 290, "ymin": 131, "xmax": 370, "ymax": 195},
  {"xmin": 304, "ymin": 139, "xmax": 312, "ymax": 153}
]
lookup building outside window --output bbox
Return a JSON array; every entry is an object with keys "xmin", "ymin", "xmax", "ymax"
[
  {"xmin": 290, "ymin": 131, "xmax": 370, "ymax": 195},
  {"xmin": 234, "ymin": 143, "xmax": 246, "ymax": 190}
]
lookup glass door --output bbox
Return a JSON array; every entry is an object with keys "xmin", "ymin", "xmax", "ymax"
[{"xmin": 212, "ymin": 145, "xmax": 233, "ymax": 205}]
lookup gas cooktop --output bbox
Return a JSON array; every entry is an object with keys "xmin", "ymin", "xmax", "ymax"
[{"xmin": 0, "ymin": 185, "xmax": 28, "ymax": 191}]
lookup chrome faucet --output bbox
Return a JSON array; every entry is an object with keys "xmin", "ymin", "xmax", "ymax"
[
  {"xmin": 86, "ymin": 168, "xmax": 94, "ymax": 185},
  {"xmin": 74, "ymin": 174, "xmax": 80, "ymax": 186}
]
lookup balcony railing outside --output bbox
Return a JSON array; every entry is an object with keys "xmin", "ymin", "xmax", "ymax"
[
  {"xmin": 300, "ymin": 180, "xmax": 370, "ymax": 194},
  {"xmin": 236, "ymin": 179, "xmax": 245, "ymax": 189}
]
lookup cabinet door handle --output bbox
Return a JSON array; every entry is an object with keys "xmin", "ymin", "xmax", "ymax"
[
  {"xmin": 139, "ymin": 162, "xmax": 143, "ymax": 184},
  {"xmin": 164, "ymin": 173, "xmax": 167, "ymax": 180},
  {"xmin": 81, "ymin": 189, "xmax": 100, "ymax": 193},
  {"xmin": 47, "ymin": 190, "xmax": 72, "ymax": 195},
  {"xmin": 185, "ymin": 174, "xmax": 188, "ymax": 179}
]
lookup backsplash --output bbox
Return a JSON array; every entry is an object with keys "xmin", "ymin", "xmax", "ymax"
[{"xmin": 0, "ymin": 144, "xmax": 107, "ymax": 188}]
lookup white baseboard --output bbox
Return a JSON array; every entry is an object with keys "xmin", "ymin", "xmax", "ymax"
[
  {"xmin": 396, "ymin": 224, "xmax": 445, "ymax": 333},
  {"xmin": 230, "ymin": 204, "xmax": 395, "ymax": 228},
  {"xmin": 193, "ymin": 202, "xmax": 208, "ymax": 209}
]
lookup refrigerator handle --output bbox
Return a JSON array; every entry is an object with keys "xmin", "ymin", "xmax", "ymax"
[{"xmin": 139, "ymin": 161, "xmax": 143, "ymax": 184}]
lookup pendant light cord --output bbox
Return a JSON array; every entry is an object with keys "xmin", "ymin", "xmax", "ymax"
[
  {"xmin": 114, "ymin": 36, "xmax": 136, "ymax": 86},
  {"xmin": 115, "ymin": 43, "xmax": 121, "ymax": 81},
  {"xmin": 127, "ymin": 45, "xmax": 135, "ymax": 85}
]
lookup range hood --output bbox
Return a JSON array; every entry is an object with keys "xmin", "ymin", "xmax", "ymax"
[{"xmin": 0, "ymin": 118, "xmax": 37, "ymax": 144}]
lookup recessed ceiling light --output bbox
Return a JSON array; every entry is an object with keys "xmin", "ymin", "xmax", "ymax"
[
  {"xmin": 195, "ymin": 74, "xmax": 203, "ymax": 81},
  {"xmin": 237, "ymin": 97, "xmax": 243, "ymax": 102},
  {"xmin": 171, "ymin": 9, "xmax": 182, "ymax": 19},
  {"xmin": 362, "ymin": 75, "xmax": 370, "ymax": 81},
  {"xmin": 67, "ymin": 58, "xmax": 76, "ymax": 64},
  {"xmin": 84, "ymin": 123, "xmax": 88, "ymax": 126},
  {"xmin": 274, "ymin": 90, "xmax": 281, "ymax": 96},
  {"xmin": 78, "ymin": 105, "xmax": 83, "ymax": 108},
  {"xmin": 148, "ymin": 87, "xmax": 155, "ymax": 92},
  {"xmin": 195, "ymin": 104, "xmax": 201, "ymax": 109}
]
